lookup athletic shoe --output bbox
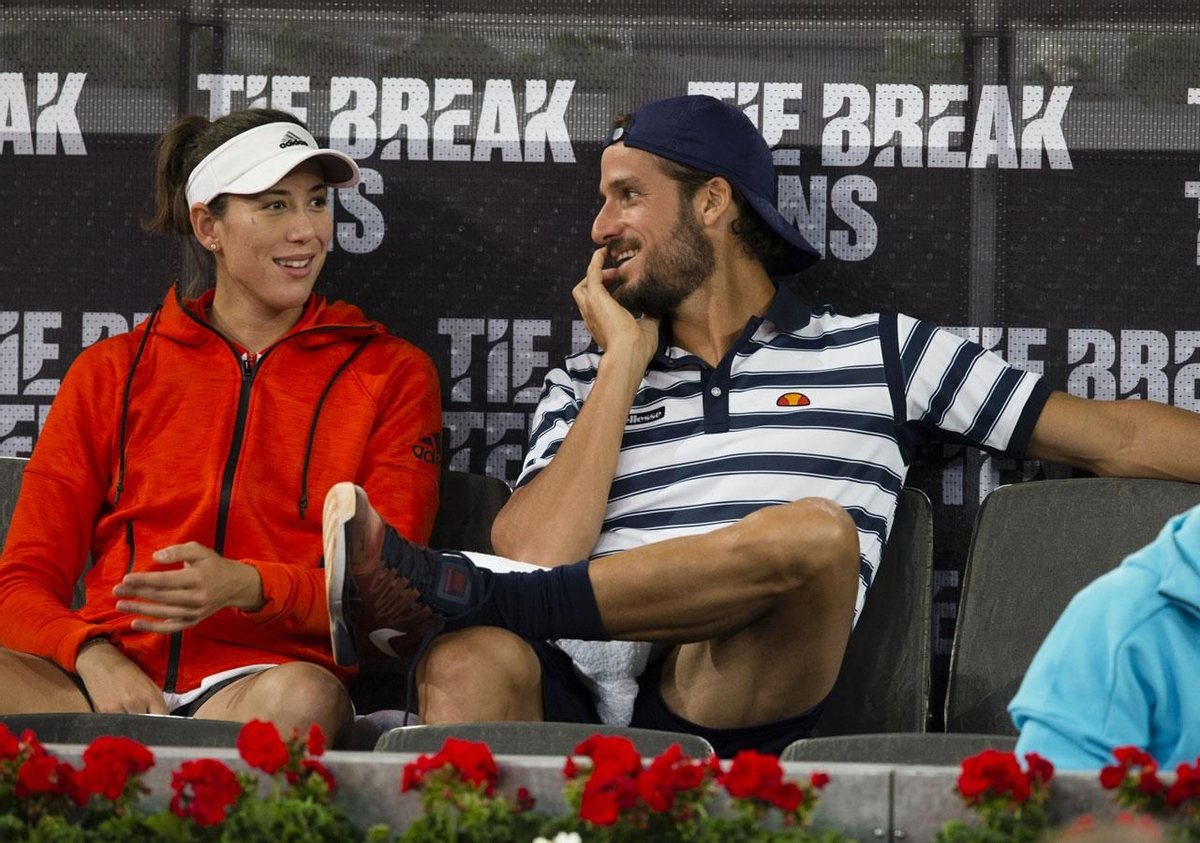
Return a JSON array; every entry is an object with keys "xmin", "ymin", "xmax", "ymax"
[{"xmin": 323, "ymin": 482, "xmax": 485, "ymax": 667}]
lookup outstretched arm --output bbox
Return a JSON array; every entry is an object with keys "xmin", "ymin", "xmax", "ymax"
[
  {"xmin": 1027, "ymin": 390, "xmax": 1200, "ymax": 480},
  {"xmin": 491, "ymin": 249, "xmax": 660, "ymax": 566}
]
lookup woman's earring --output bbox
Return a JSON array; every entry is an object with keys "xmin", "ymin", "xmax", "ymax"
[{"xmin": 210, "ymin": 241, "xmax": 219, "ymax": 251}]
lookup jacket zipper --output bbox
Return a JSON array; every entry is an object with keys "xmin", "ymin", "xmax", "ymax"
[
  {"xmin": 162, "ymin": 349, "xmax": 260, "ymax": 694},
  {"xmin": 125, "ymin": 522, "xmax": 135, "ymax": 574},
  {"xmin": 160, "ymin": 303, "xmax": 378, "ymax": 693}
]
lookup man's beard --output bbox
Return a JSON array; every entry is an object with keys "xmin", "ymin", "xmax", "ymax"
[{"xmin": 613, "ymin": 205, "xmax": 715, "ymax": 319}]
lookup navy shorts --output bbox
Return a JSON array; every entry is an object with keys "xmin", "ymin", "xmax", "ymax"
[{"xmin": 529, "ymin": 640, "xmax": 824, "ymax": 758}]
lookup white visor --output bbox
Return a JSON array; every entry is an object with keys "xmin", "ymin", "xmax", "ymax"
[{"xmin": 184, "ymin": 122, "xmax": 359, "ymax": 207}]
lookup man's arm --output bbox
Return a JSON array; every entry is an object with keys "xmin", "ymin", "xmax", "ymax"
[
  {"xmin": 491, "ymin": 249, "xmax": 659, "ymax": 566},
  {"xmin": 1027, "ymin": 390, "xmax": 1200, "ymax": 480}
]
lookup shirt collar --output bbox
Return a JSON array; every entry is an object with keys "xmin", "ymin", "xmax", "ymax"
[
  {"xmin": 762, "ymin": 283, "xmax": 811, "ymax": 334},
  {"xmin": 650, "ymin": 284, "xmax": 811, "ymax": 368}
]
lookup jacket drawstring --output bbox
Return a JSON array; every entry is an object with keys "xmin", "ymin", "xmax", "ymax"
[
  {"xmin": 113, "ymin": 307, "xmax": 161, "ymax": 505},
  {"xmin": 298, "ymin": 336, "xmax": 376, "ymax": 520}
]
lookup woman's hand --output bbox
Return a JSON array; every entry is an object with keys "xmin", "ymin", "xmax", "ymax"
[
  {"xmin": 74, "ymin": 639, "xmax": 168, "ymax": 714},
  {"xmin": 112, "ymin": 542, "xmax": 265, "ymax": 634}
]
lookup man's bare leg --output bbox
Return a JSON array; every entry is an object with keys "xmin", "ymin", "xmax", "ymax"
[
  {"xmin": 361, "ymin": 495, "xmax": 857, "ymax": 731},
  {"xmin": 193, "ymin": 662, "xmax": 354, "ymax": 747},
  {"xmin": 590, "ymin": 497, "xmax": 859, "ymax": 728},
  {"xmin": 417, "ymin": 627, "xmax": 543, "ymax": 723},
  {"xmin": 0, "ymin": 648, "xmax": 92, "ymax": 714}
]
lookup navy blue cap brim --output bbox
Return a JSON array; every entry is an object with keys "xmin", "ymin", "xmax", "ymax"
[{"xmin": 737, "ymin": 186, "xmax": 823, "ymax": 276}]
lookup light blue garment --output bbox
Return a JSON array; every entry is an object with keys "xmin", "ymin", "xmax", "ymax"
[{"xmin": 1010, "ymin": 504, "xmax": 1200, "ymax": 771}]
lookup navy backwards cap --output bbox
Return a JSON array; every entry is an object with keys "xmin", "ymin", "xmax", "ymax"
[{"xmin": 609, "ymin": 94, "xmax": 821, "ymax": 275}]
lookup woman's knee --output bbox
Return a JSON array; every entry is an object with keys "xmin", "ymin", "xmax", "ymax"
[{"xmin": 247, "ymin": 662, "xmax": 351, "ymax": 726}]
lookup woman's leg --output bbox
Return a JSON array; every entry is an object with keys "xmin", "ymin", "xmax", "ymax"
[
  {"xmin": 192, "ymin": 662, "xmax": 353, "ymax": 747},
  {"xmin": 0, "ymin": 647, "xmax": 92, "ymax": 714}
]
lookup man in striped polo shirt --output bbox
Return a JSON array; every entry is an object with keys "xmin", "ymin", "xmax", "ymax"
[{"xmin": 324, "ymin": 95, "xmax": 1200, "ymax": 756}]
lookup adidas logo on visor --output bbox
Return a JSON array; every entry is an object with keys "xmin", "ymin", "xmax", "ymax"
[{"xmin": 279, "ymin": 131, "xmax": 309, "ymax": 149}]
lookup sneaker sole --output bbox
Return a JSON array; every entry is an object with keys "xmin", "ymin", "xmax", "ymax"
[{"xmin": 324, "ymin": 481, "xmax": 364, "ymax": 667}]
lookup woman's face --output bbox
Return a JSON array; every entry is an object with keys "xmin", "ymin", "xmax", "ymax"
[{"xmin": 210, "ymin": 161, "xmax": 332, "ymax": 316}]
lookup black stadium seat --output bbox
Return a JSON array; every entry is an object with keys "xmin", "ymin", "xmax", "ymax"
[
  {"xmin": 811, "ymin": 488, "xmax": 933, "ymax": 736},
  {"xmin": 946, "ymin": 478, "xmax": 1200, "ymax": 734}
]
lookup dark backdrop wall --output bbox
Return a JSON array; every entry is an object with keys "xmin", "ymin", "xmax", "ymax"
[{"xmin": 2, "ymin": 1, "xmax": 1199, "ymax": 724}]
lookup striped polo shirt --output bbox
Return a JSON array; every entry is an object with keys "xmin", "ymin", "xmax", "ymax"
[{"xmin": 516, "ymin": 285, "xmax": 1050, "ymax": 619}]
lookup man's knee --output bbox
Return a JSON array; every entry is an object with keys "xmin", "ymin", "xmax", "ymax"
[
  {"xmin": 419, "ymin": 628, "xmax": 541, "ymax": 699},
  {"xmin": 743, "ymin": 497, "xmax": 860, "ymax": 590}
]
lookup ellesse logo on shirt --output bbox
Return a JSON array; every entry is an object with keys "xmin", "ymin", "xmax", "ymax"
[
  {"xmin": 776, "ymin": 392, "xmax": 811, "ymax": 407},
  {"xmin": 626, "ymin": 408, "xmax": 665, "ymax": 426}
]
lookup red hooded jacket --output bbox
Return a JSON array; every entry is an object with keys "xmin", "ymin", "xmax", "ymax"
[{"xmin": 0, "ymin": 286, "xmax": 441, "ymax": 693}]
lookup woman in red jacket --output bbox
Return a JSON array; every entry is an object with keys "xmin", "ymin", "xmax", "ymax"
[{"xmin": 0, "ymin": 109, "xmax": 442, "ymax": 746}]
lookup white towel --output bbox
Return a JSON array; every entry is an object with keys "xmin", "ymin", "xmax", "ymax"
[{"xmin": 464, "ymin": 552, "xmax": 652, "ymax": 726}]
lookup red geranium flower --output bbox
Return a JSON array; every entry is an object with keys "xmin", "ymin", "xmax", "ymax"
[
  {"xmin": 1100, "ymin": 764, "xmax": 1127, "ymax": 790},
  {"xmin": 1138, "ymin": 766, "xmax": 1166, "ymax": 796},
  {"xmin": 170, "ymin": 758, "xmax": 242, "ymax": 827},
  {"xmin": 562, "ymin": 757, "xmax": 578, "ymax": 779},
  {"xmin": 81, "ymin": 736, "xmax": 155, "ymax": 800},
  {"xmin": 957, "ymin": 749, "xmax": 1031, "ymax": 804},
  {"xmin": 400, "ymin": 752, "xmax": 443, "ymax": 792},
  {"xmin": 672, "ymin": 762, "xmax": 705, "ymax": 790},
  {"xmin": 431, "ymin": 738, "xmax": 498, "ymax": 795},
  {"xmin": 637, "ymin": 764, "xmax": 675, "ymax": 813},
  {"xmin": 400, "ymin": 760, "xmax": 424, "ymax": 793},
  {"xmin": 574, "ymin": 734, "xmax": 642, "ymax": 779},
  {"xmin": 237, "ymin": 720, "xmax": 290, "ymax": 775},
  {"xmin": 16, "ymin": 754, "xmax": 61, "ymax": 797},
  {"xmin": 1024, "ymin": 753, "xmax": 1054, "ymax": 785},
  {"xmin": 58, "ymin": 762, "xmax": 96, "ymax": 807},
  {"xmin": 579, "ymin": 771, "xmax": 639, "ymax": 826},
  {"xmin": 1168, "ymin": 760, "xmax": 1200, "ymax": 809},
  {"xmin": 20, "ymin": 730, "xmax": 46, "ymax": 757},
  {"xmin": 810, "ymin": 771, "xmax": 831, "ymax": 790},
  {"xmin": 401, "ymin": 739, "xmax": 498, "ymax": 796},
  {"xmin": 637, "ymin": 743, "xmax": 710, "ymax": 813},
  {"xmin": 720, "ymin": 750, "xmax": 785, "ymax": 801},
  {"xmin": 1113, "ymin": 746, "xmax": 1156, "ymax": 768},
  {"xmin": 770, "ymin": 781, "xmax": 804, "ymax": 811},
  {"xmin": 306, "ymin": 723, "xmax": 326, "ymax": 757}
]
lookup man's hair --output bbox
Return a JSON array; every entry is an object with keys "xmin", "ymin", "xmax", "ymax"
[{"xmin": 611, "ymin": 114, "xmax": 786, "ymax": 268}]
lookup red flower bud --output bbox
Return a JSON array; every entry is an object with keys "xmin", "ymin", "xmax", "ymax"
[
  {"xmin": 1099, "ymin": 764, "xmax": 1126, "ymax": 790},
  {"xmin": 1137, "ymin": 766, "xmax": 1164, "ymax": 795},
  {"xmin": 1112, "ymin": 746, "xmax": 1155, "ymax": 769},
  {"xmin": 306, "ymin": 724, "xmax": 326, "ymax": 757},
  {"xmin": 0, "ymin": 724, "xmax": 19, "ymax": 761}
]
